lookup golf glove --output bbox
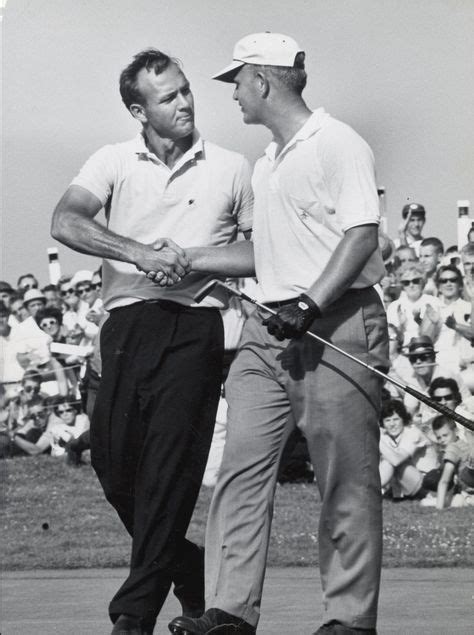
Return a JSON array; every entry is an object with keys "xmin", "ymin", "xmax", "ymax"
[{"xmin": 263, "ymin": 294, "xmax": 321, "ymax": 341}]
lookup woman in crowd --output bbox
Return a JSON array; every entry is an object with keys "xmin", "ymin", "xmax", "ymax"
[{"xmin": 386, "ymin": 262, "xmax": 442, "ymax": 345}]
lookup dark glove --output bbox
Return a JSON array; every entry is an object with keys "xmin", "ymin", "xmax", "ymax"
[{"xmin": 262, "ymin": 294, "xmax": 322, "ymax": 341}]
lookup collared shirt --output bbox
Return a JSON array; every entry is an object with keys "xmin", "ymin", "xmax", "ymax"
[
  {"xmin": 251, "ymin": 108, "xmax": 384, "ymax": 302},
  {"xmin": 71, "ymin": 132, "xmax": 253, "ymax": 310}
]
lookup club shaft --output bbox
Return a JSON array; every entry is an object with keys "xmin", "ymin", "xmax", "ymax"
[{"xmin": 221, "ymin": 283, "xmax": 474, "ymax": 432}]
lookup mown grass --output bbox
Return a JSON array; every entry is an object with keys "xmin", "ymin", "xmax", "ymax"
[{"xmin": 1, "ymin": 456, "xmax": 473, "ymax": 570}]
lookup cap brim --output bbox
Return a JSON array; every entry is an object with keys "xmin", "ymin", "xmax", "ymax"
[{"xmin": 212, "ymin": 60, "xmax": 245, "ymax": 82}]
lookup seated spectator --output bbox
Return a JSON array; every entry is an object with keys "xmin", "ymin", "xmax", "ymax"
[
  {"xmin": 42, "ymin": 395, "xmax": 90, "ymax": 459},
  {"xmin": 386, "ymin": 263, "xmax": 442, "ymax": 345},
  {"xmin": 426, "ymin": 377, "xmax": 462, "ymax": 435},
  {"xmin": 419, "ymin": 237, "xmax": 444, "ymax": 296},
  {"xmin": 401, "ymin": 336, "xmax": 471, "ymax": 423},
  {"xmin": 17, "ymin": 273, "xmax": 39, "ymax": 293},
  {"xmin": 420, "ymin": 265, "xmax": 471, "ymax": 373},
  {"xmin": 6, "ymin": 369, "xmax": 50, "ymax": 430},
  {"xmin": 379, "ymin": 399, "xmax": 437, "ymax": 500},
  {"xmin": 422, "ymin": 415, "xmax": 470, "ymax": 509},
  {"xmin": 0, "ymin": 393, "xmax": 50, "ymax": 458},
  {"xmin": 395, "ymin": 203, "xmax": 426, "ymax": 256}
]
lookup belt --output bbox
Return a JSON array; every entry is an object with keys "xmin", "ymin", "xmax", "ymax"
[
  {"xmin": 265, "ymin": 298, "xmax": 298, "ymax": 309},
  {"xmin": 265, "ymin": 288, "xmax": 371, "ymax": 310}
]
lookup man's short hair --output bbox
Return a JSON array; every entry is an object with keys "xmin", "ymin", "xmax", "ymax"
[
  {"xmin": 252, "ymin": 52, "xmax": 307, "ymax": 95},
  {"xmin": 420, "ymin": 237, "xmax": 444, "ymax": 255},
  {"xmin": 119, "ymin": 48, "xmax": 181, "ymax": 109},
  {"xmin": 17, "ymin": 273, "xmax": 39, "ymax": 288},
  {"xmin": 431, "ymin": 415, "xmax": 456, "ymax": 432}
]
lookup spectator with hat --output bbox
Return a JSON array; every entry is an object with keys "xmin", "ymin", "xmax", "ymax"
[
  {"xmin": 395, "ymin": 203, "xmax": 426, "ymax": 256},
  {"xmin": 23, "ymin": 289, "xmax": 46, "ymax": 318},
  {"xmin": 401, "ymin": 336, "xmax": 471, "ymax": 422}
]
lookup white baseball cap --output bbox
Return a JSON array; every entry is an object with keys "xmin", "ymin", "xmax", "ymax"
[
  {"xmin": 213, "ymin": 32, "xmax": 304, "ymax": 83},
  {"xmin": 70, "ymin": 269, "xmax": 93, "ymax": 287}
]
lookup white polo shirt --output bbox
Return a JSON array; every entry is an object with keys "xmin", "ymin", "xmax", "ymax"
[
  {"xmin": 71, "ymin": 133, "xmax": 253, "ymax": 310},
  {"xmin": 252, "ymin": 108, "xmax": 384, "ymax": 302}
]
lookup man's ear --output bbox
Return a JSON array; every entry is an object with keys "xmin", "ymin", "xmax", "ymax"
[
  {"xmin": 129, "ymin": 103, "xmax": 147, "ymax": 123},
  {"xmin": 254, "ymin": 70, "xmax": 270, "ymax": 98}
]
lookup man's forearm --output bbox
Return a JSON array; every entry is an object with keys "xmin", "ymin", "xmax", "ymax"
[
  {"xmin": 52, "ymin": 207, "xmax": 147, "ymax": 265},
  {"xmin": 187, "ymin": 239, "xmax": 255, "ymax": 277}
]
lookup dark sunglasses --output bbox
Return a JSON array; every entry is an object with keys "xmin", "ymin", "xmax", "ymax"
[
  {"xmin": 23, "ymin": 385, "xmax": 39, "ymax": 393},
  {"xmin": 60, "ymin": 289, "xmax": 76, "ymax": 297},
  {"xmin": 409, "ymin": 352, "xmax": 435, "ymax": 363},
  {"xmin": 57, "ymin": 407, "xmax": 74, "ymax": 415},
  {"xmin": 77, "ymin": 286, "xmax": 92, "ymax": 295},
  {"xmin": 400, "ymin": 278, "xmax": 423, "ymax": 286},
  {"xmin": 438, "ymin": 277, "xmax": 459, "ymax": 284},
  {"xmin": 91, "ymin": 282, "xmax": 102, "ymax": 290},
  {"xmin": 432, "ymin": 393, "xmax": 454, "ymax": 403}
]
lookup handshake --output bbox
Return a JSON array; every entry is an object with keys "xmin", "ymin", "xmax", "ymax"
[{"xmin": 135, "ymin": 238, "xmax": 191, "ymax": 287}]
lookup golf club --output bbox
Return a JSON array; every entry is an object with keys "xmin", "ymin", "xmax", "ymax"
[{"xmin": 194, "ymin": 279, "xmax": 474, "ymax": 432}]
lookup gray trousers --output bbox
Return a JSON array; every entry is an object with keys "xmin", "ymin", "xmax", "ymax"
[{"xmin": 205, "ymin": 287, "xmax": 388, "ymax": 629}]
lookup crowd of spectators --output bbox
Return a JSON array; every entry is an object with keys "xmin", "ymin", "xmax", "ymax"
[{"xmin": 1, "ymin": 202, "xmax": 473, "ymax": 508}]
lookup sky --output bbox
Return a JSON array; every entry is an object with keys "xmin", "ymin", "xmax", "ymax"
[{"xmin": 2, "ymin": 0, "xmax": 474, "ymax": 285}]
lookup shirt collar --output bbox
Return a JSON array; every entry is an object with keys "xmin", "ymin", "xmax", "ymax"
[
  {"xmin": 133, "ymin": 130, "xmax": 203, "ymax": 166},
  {"xmin": 264, "ymin": 107, "xmax": 330, "ymax": 161}
]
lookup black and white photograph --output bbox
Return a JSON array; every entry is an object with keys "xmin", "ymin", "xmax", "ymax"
[{"xmin": 1, "ymin": 1, "xmax": 473, "ymax": 633}]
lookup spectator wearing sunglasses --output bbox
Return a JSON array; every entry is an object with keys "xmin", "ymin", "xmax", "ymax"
[
  {"xmin": 420, "ymin": 265, "xmax": 471, "ymax": 373},
  {"xmin": 425, "ymin": 377, "xmax": 464, "ymax": 440},
  {"xmin": 41, "ymin": 396, "xmax": 90, "ymax": 458},
  {"xmin": 402, "ymin": 336, "xmax": 471, "ymax": 423},
  {"xmin": 59, "ymin": 276, "xmax": 98, "ymax": 343},
  {"xmin": 75, "ymin": 269, "xmax": 106, "ymax": 327},
  {"xmin": 386, "ymin": 263, "xmax": 442, "ymax": 345}
]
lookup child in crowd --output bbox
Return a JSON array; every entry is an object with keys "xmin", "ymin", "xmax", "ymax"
[
  {"xmin": 379, "ymin": 399, "xmax": 438, "ymax": 500},
  {"xmin": 422, "ymin": 416, "xmax": 471, "ymax": 508}
]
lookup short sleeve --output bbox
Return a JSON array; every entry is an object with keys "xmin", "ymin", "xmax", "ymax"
[
  {"xmin": 317, "ymin": 122, "xmax": 380, "ymax": 231},
  {"xmin": 70, "ymin": 145, "xmax": 118, "ymax": 207},
  {"xmin": 232, "ymin": 156, "xmax": 253, "ymax": 233}
]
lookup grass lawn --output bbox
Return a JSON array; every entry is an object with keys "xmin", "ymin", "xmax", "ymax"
[{"xmin": 2, "ymin": 456, "xmax": 473, "ymax": 570}]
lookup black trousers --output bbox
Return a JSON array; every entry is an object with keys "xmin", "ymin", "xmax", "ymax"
[{"xmin": 90, "ymin": 300, "xmax": 224, "ymax": 625}]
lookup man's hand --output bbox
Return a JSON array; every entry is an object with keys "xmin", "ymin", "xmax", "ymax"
[
  {"xmin": 135, "ymin": 238, "xmax": 191, "ymax": 287},
  {"xmin": 397, "ymin": 209, "xmax": 412, "ymax": 240},
  {"xmin": 262, "ymin": 294, "xmax": 321, "ymax": 341}
]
